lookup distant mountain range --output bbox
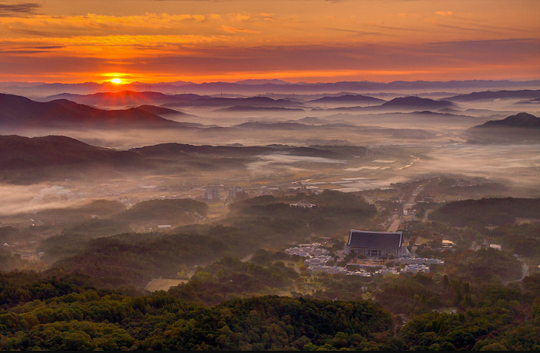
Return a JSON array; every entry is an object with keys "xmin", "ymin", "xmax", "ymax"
[
  {"xmin": 313, "ymin": 96, "xmax": 456, "ymax": 112},
  {"xmin": 163, "ymin": 96, "xmax": 302, "ymax": 108},
  {"xmin": 0, "ymin": 93, "xmax": 196, "ymax": 129},
  {"xmin": 379, "ymin": 96, "xmax": 455, "ymax": 109},
  {"xmin": 309, "ymin": 94, "xmax": 385, "ymax": 105},
  {"xmin": 445, "ymin": 90, "xmax": 540, "ymax": 102},
  {"xmin": 42, "ymin": 91, "xmax": 203, "ymax": 107},
  {"xmin": 2, "ymin": 79, "xmax": 539, "ymax": 96},
  {"xmin": 515, "ymin": 97, "xmax": 540, "ymax": 105},
  {"xmin": 214, "ymin": 106, "xmax": 305, "ymax": 112},
  {"xmin": 42, "ymin": 91, "xmax": 302, "ymax": 109}
]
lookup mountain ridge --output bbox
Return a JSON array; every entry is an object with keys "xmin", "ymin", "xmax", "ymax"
[{"xmin": 0, "ymin": 93, "xmax": 195, "ymax": 130}]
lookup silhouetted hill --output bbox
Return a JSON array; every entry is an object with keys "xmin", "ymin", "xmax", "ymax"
[
  {"xmin": 296, "ymin": 117, "xmax": 327, "ymax": 124},
  {"xmin": 164, "ymin": 96, "xmax": 302, "ymax": 108},
  {"xmin": 134, "ymin": 105, "xmax": 188, "ymax": 116},
  {"xmin": 0, "ymin": 93, "xmax": 193, "ymax": 129},
  {"xmin": 215, "ymin": 106, "xmax": 304, "ymax": 112},
  {"xmin": 515, "ymin": 97, "xmax": 540, "ymax": 105},
  {"xmin": 234, "ymin": 121, "xmax": 315, "ymax": 130},
  {"xmin": 309, "ymin": 94, "xmax": 385, "ymax": 104},
  {"xmin": 0, "ymin": 135, "xmax": 141, "ymax": 170},
  {"xmin": 42, "ymin": 91, "xmax": 201, "ymax": 107},
  {"xmin": 43, "ymin": 91, "xmax": 303, "ymax": 109},
  {"xmin": 468, "ymin": 113, "xmax": 540, "ymax": 143},
  {"xmin": 380, "ymin": 96, "xmax": 455, "ymax": 109},
  {"xmin": 235, "ymin": 79, "xmax": 290, "ymax": 85},
  {"xmin": 313, "ymin": 96, "xmax": 456, "ymax": 113},
  {"xmin": 132, "ymin": 143, "xmax": 363, "ymax": 160},
  {"xmin": 473, "ymin": 113, "xmax": 540, "ymax": 129},
  {"xmin": 445, "ymin": 90, "xmax": 540, "ymax": 102},
  {"xmin": 131, "ymin": 143, "xmax": 274, "ymax": 157}
]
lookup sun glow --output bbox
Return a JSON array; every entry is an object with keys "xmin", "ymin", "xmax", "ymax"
[{"xmin": 110, "ymin": 78, "xmax": 122, "ymax": 84}]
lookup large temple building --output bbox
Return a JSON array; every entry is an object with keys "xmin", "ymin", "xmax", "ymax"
[{"xmin": 343, "ymin": 230, "xmax": 408, "ymax": 258}]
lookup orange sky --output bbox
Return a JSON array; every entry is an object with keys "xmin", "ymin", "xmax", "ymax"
[{"xmin": 0, "ymin": 0, "xmax": 539, "ymax": 83}]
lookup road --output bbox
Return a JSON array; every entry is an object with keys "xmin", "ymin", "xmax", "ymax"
[
  {"xmin": 503, "ymin": 259, "xmax": 529, "ymax": 285},
  {"xmin": 387, "ymin": 185, "xmax": 423, "ymax": 232},
  {"xmin": 403, "ymin": 185, "xmax": 423, "ymax": 216},
  {"xmin": 387, "ymin": 216, "xmax": 401, "ymax": 232}
]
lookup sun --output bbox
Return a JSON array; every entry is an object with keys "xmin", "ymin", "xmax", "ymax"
[{"xmin": 110, "ymin": 78, "xmax": 122, "ymax": 84}]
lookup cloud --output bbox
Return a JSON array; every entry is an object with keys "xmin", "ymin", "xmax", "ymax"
[
  {"xmin": 221, "ymin": 25, "xmax": 259, "ymax": 34},
  {"xmin": 0, "ymin": 2, "xmax": 40, "ymax": 16},
  {"xmin": 435, "ymin": 23, "xmax": 497, "ymax": 33},
  {"xmin": 326, "ymin": 27, "xmax": 380, "ymax": 35},
  {"xmin": 9, "ymin": 28, "xmax": 57, "ymax": 37},
  {"xmin": 435, "ymin": 11, "xmax": 454, "ymax": 17}
]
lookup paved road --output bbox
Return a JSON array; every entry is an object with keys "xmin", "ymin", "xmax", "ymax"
[
  {"xmin": 387, "ymin": 217, "xmax": 401, "ymax": 232},
  {"xmin": 387, "ymin": 185, "xmax": 423, "ymax": 232}
]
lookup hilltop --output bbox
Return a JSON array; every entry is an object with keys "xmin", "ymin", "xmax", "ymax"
[
  {"xmin": 0, "ymin": 135, "xmax": 140, "ymax": 170},
  {"xmin": 472, "ymin": 112, "xmax": 540, "ymax": 129},
  {"xmin": 309, "ymin": 94, "xmax": 385, "ymax": 105},
  {"xmin": 379, "ymin": 96, "xmax": 456, "ymax": 109},
  {"xmin": 468, "ymin": 112, "xmax": 540, "ymax": 143},
  {"xmin": 0, "ymin": 93, "xmax": 193, "ymax": 129},
  {"xmin": 446, "ymin": 89, "xmax": 540, "ymax": 102}
]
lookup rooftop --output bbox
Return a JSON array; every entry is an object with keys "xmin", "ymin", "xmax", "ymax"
[{"xmin": 347, "ymin": 230, "xmax": 403, "ymax": 249}]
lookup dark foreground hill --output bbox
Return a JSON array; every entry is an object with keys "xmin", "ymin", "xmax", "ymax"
[
  {"xmin": 0, "ymin": 93, "xmax": 191, "ymax": 129},
  {"xmin": 0, "ymin": 134, "xmax": 373, "ymax": 183},
  {"xmin": 467, "ymin": 113, "xmax": 540, "ymax": 143},
  {"xmin": 0, "ymin": 135, "xmax": 141, "ymax": 170}
]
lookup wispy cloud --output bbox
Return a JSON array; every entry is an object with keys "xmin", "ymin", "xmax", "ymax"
[
  {"xmin": 0, "ymin": 2, "xmax": 40, "ymax": 16},
  {"xmin": 221, "ymin": 25, "xmax": 259, "ymax": 34}
]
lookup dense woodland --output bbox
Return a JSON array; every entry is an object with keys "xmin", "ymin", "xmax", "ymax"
[
  {"xmin": 429, "ymin": 198, "xmax": 540, "ymax": 228},
  {"xmin": 0, "ymin": 268, "xmax": 539, "ymax": 350},
  {"xmin": 30, "ymin": 190, "xmax": 376, "ymax": 288},
  {"xmin": 1, "ymin": 191, "xmax": 540, "ymax": 350}
]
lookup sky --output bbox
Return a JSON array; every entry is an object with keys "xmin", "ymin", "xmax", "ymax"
[{"xmin": 0, "ymin": 0, "xmax": 539, "ymax": 83}]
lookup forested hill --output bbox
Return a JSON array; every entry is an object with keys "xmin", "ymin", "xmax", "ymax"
[
  {"xmin": 0, "ymin": 279, "xmax": 394, "ymax": 351},
  {"xmin": 1, "ymin": 269, "xmax": 540, "ymax": 351},
  {"xmin": 429, "ymin": 197, "xmax": 540, "ymax": 227}
]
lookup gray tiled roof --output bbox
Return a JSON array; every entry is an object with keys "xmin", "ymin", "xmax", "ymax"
[{"xmin": 347, "ymin": 230, "xmax": 403, "ymax": 249}]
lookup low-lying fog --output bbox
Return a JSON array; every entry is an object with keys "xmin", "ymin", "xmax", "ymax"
[{"xmin": 1, "ymin": 92, "xmax": 539, "ymax": 220}]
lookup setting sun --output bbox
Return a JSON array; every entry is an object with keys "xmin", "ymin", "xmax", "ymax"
[{"xmin": 111, "ymin": 78, "xmax": 122, "ymax": 84}]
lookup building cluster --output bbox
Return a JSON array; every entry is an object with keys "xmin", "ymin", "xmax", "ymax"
[
  {"xmin": 395, "ymin": 257, "xmax": 444, "ymax": 265},
  {"xmin": 285, "ymin": 229, "xmax": 443, "ymax": 277},
  {"xmin": 285, "ymin": 243, "xmax": 329, "ymax": 257}
]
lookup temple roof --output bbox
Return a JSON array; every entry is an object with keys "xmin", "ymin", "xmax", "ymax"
[{"xmin": 347, "ymin": 230, "xmax": 403, "ymax": 249}]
